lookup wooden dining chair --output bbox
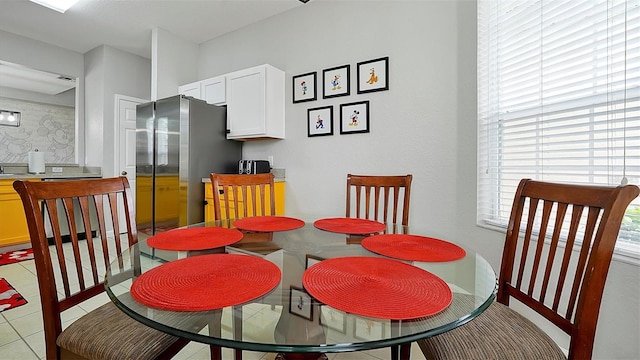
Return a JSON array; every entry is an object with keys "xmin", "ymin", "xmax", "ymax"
[
  {"xmin": 13, "ymin": 177, "xmax": 192, "ymax": 360},
  {"xmin": 346, "ymin": 174, "xmax": 413, "ymax": 227},
  {"xmin": 210, "ymin": 172, "xmax": 276, "ymax": 220},
  {"xmin": 418, "ymin": 179, "xmax": 639, "ymax": 360}
]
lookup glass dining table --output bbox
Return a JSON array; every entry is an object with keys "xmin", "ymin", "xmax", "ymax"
[{"xmin": 104, "ymin": 218, "xmax": 497, "ymax": 360}]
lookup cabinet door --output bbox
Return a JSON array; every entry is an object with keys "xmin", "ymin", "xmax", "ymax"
[
  {"xmin": 226, "ymin": 66, "xmax": 266, "ymax": 138},
  {"xmin": 0, "ymin": 179, "xmax": 35, "ymax": 247},
  {"xmin": 178, "ymin": 81, "xmax": 201, "ymax": 99},
  {"xmin": 201, "ymin": 76, "xmax": 226, "ymax": 105}
]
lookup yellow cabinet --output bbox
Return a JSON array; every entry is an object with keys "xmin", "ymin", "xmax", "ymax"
[
  {"xmin": 0, "ymin": 178, "xmax": 38, "ymax": 247},
  {"xmin": 136, "ymin": 175, "xmax": 180, "ymax": 226},
  {"xmin": 204, "ymin": 181, "xmax": 285, "ymax": 222}
]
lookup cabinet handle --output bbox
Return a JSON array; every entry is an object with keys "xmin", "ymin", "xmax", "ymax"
[{"xmin": 226, "ymin": 129, "xmax": 231, "ymax": 134}]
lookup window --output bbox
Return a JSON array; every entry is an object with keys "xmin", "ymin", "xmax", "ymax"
[{"xmin": 477, "ymin": 0, "xmax": 640, "ymax": 257}]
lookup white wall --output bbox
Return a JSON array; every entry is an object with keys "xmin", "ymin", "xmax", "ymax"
[
  {"xmin": 195, "ymin": 1, "xmax": 639, "ymax": 358},
  {"xmin": 152, "ymin": 27, "xmax": 199, "ymax": 100},
  {"xmin": 0, "ymin": 30, "xmax": 83, "ymax": 79},
  {"xmin": 84, "ymin": 45, "xmax": 151, "ymax": 175}
]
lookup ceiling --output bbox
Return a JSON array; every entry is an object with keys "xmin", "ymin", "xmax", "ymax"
[{"xmin": 0, "ymin": 0, "xmax": 306, "ymax": 95}]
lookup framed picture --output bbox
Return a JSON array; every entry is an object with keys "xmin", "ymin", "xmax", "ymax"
[
  {"xmin": 305, "ymin": 254, "xmax": 324, "ymax": 269},
  {"xmin": 353, "ymin": 317, "xmax": 386, "ymax": 340},
  {"xmin": 322, "ymin": 64, "xmax": 350, "ymax": 99},
  {"xmin": 293, "ymin": 72, "xmax": 317, "ymax": 103},
  {"xmin": 307, "ymin": 106, "xmax": 333, "ymax": 137},
  {"xmin": 357, "ymin": 57, "xmax": 389, "ymax": 94},
  {"xmin": 320, "ymin": 306, "xmax": 347, "ymax": 334},
  {"xmin": 340, "ymin": 101, "xmax": 370, "ymax": 135},
  {"xmin": 289, "ymin": 286, "xmax": 313, "ymax": 320}
]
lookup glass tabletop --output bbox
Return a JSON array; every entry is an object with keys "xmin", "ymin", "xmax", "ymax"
[{"xmin": 104, "ymin": 219, "xmax": 496, "ymax": 355}]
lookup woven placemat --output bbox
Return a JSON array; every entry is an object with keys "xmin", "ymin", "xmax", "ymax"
[
  {"xmin": 303, "ymin": 256, "xmax": 451, "ymax": 320},
  {"xmin": 313, "ymin": 217, "xmax": 385, "ymax": 235},
  {"xmin": 361, "ymin": 234, "xmax": 466, "ymax": 262},
  {"xmin": 233, "ymin": 216, "xmax": 305, "ymax": 232},
  {"xmin": 131, "ymin": 254, "xmax": 281, "ymax": 311},
  {"xmin": 146, "ymin": 227, "xmax": 243, "ymax": 251}
]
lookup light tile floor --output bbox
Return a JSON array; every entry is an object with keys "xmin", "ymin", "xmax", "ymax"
[{"xmin": 0, "ymin": 257, "xmax": 427, "ymax": 360}]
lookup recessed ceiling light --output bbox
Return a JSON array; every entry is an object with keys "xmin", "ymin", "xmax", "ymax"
[{"xmin": 29, "ymin": 0, "xmax": 79, "ymax": 13}]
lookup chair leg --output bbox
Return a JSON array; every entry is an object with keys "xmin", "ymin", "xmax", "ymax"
[
  {"xmin": 391, "ymin": 345, "xmax": 399, "ymax": 360},
  {"xmin": 210, "ymin": 345, "xmax": 222, "ymax": 360},
  {"xmin": 400, "ymin": 343, "xmax": 411, "ymax": 360}
]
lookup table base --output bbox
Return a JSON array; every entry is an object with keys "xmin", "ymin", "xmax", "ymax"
[{"xmin": 275, "ymin": 353, "xmax": 328, "ymax": 360}]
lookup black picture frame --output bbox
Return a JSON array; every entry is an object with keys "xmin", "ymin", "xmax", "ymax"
[
  {"xmin": 293, "ymin": 72, "xmax": 317, "ymax": 103},
  {"xmin": 340, "ymin": 101, "xmax": 370, "ymax": 135},
  {"xmin": 322, "ymin": 64, "xmax": 350, "ymax": 99},
  {"xmin": 289, "ymin": 286, "xmax": 313, "ymax": 320},
  {"xmin": 307, "ymin": 106, "xmax": 333, "ymax": 137},
  {"xmin": 357, "ymin": 57, "xmax": 389, "ymax": 94}
]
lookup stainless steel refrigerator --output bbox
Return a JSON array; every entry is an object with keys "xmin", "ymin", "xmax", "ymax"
[{"xmin": 136, "ymin": 95, "xmax": 242, "ymax": 258}]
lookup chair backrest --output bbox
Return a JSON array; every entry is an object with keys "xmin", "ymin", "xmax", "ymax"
[
  {"xmin": 13, "ymin": 177, "xmax": 138, "ymax": 360},
  {"xmin": 498, "ymin": 179, "xmax": 639, "ymax": 360},
  {"xmin": 210, "ymin": 173, "xmax": 276, "ymax": 220},
  {"xmin": 346, "ymin": 174, "xmax": 413, "ymax": 226}
]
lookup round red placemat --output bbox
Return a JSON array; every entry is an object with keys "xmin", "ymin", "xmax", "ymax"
[
  {"xmin": 302, "ymin": 256, "xmax": 452, "ymax": 320},
  {"xmin": 233, "ymin": 216, "xmax": 305, "ymax": 232},
  {"xmin": 131, "ymin": 254, "xmax": 281, "ymax": 311},
  {"xmin": 146, "ymin": 227, "xmax": 243, "ymax": 251},
  {"xmin": 361, "ymin": 234, "xmax": 466, "ymax": 262},
  {"xmin": 313, "ymin": 217, "xmax": 385, "ymax": 235}
]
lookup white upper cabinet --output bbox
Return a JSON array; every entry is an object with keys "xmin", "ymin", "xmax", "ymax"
[
  {"xmin": 178, "ymin": 75, "xmax": 226, "ymax": 105},
  {"xmin": 201, "ymin": 76, "xmax": 226, "ymax": 105},
  {"xmin": 225, "ymin": 64, "xmax": 285, "ymax": 140},
  {"xmin": 178, "ymin": 81, "xmax": 201, "ymax": 99},
  {"xmin": 178, "ymin": 65, "xmax": 284, "ymax": 140}
]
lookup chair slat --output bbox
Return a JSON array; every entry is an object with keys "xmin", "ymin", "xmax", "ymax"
[
  {"xmin": 553, "ymin": 205, "xmax": 584, "ymax": 312},
  {"xmin": 539, "ymin": 202, "xmax": 568, "ymax": 303},
  {"xmin": 515, "ymin": 199, "xmax": 538, "ymax": 290}
]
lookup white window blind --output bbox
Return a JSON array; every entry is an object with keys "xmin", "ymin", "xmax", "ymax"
[{"xmin": 477, "ymin": 0, "xmax": 640, "ymax": 256}]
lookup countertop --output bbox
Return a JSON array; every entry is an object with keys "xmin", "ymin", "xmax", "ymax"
[{"xmin": 0, "ymin": 164, "xmax": 102, "ymax": 180}]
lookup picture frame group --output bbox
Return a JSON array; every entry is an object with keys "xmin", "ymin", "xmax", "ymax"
[
  {"xmin": 293, "ymin": 56, "xmax": 389, "ymax": 104},
  {"xmin": 297, "ymin": 57, "xmax": 387, "ymax": 138},
  {"xmin": 307, "ymin": 101, "xmax": 370, "ymax": 137}
]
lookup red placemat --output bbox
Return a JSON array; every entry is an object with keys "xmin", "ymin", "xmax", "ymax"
[
  {"xmin": 313, "ymin": 217, "xmax": 385, "ymax": 235},
  {"xmin": 361, "ymin": 234, "xmax": 466, "ymax": 262},
  {"xmin": 303, "ymin": 256, "xmax": 451, "ymax": 320},
  {"xmin": 146, "ymin": 227, "xmax": 243, "ymax": 251},
  {"xmin": 131, "ymin": 254, "xmax": 281, "ymax": 311},
  {"xmin": 233, "ymin": 216, "xmax": 305, "ymax": 232}
]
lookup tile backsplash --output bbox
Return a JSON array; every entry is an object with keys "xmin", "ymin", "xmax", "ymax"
[{"xmin": 0, "ymin": 97, "xmax": 75, "ymax": 164}]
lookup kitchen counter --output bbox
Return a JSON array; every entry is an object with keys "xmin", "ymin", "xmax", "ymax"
[{"xmin": 0, "ymin": 164, "xmax": 102, "ymax": 180}]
